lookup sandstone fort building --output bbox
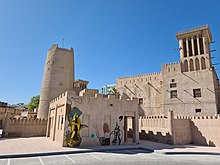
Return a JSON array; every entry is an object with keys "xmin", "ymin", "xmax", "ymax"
[
  {"xmin": 117, "ymin": 25, "xmax": 220, "ymax": 117},
  {"xmin": 1, "ymin": 25, "xmax": 220, "ymax": 148}
]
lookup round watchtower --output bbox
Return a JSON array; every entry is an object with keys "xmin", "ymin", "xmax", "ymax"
[{"xmin": 37, "ymin": 44, "xmax": 74, "ymax": 118}]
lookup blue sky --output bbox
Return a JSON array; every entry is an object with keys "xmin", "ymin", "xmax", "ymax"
[{"xmin": 1, "ymin": 0, "xmax": 220, "ymax": 104}]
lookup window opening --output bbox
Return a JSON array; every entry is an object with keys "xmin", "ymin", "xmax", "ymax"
[
  {"xmin": 199, "ymin": 35, "xmax": 204, "ymax": 54},
  {"xmin": 193, "ymin": 89, "xmax": 201, "ymax": 98},
  {"xmin": 193, "ymin": 36, "xmax": 198, "ymax": 55},
  {"xmin": 183, "ymin": 38, "xmax": 187, "ymax": 57},
  {"xmin": 170, "ymin": 83, "xmax": 177, "ymax": 88},
  {"xmin": 170, "ymin": 90, "xmax": 178, "ymax": 99},
  {"xmin": 139, "ymin": 98, "xmax": 143, "ymax": 105},
  {"xmin": 188, "ymin": 38, "xmax": 193, "ymax": 56},
  {"xmin": 195, "ymin": 109, "xmax": 201, "ymax": 113}
]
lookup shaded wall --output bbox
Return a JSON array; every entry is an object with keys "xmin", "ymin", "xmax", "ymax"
[
  {"xmin": 138, "ymin": 115, "xmax": 173, "ymax": 144},
  {"xmin": 139, "ymin": 113, "xmax": 220, "ymax": 147},
  {"xmin": 173, "ymin": 118, "xmax": 192, "ymax": 144},
  {"xmin": 190, "ymin": 116, "xmax": 220, "ymax": 147}
]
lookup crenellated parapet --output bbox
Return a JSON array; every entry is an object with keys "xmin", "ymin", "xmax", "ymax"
[
  {"xmin": 118, "ymin": 72, "xmax": 162, "ymax": 80},
  {"xmin": 50, "ymin": 92, "xmax": 67, "ymax": 103},
  {"xmin": 8, "ymin": 118, "xmax": 47, "ymax": 125},
  {"xmin": 77, "ymin": 91, "xmax": 138, "ymax": 102},
  {"xmin": 138, "ymin": 115, "xmax": 169, "ymax": 132},
  {"xmin": 176, "ymin": 115, "xmax": 220, "ymax": 120},
  {"xmin": 93, "ymin": 92, "xmax": 137, "ymax": 101},
  {"xmin": 163, "ymin": 61, "xmax": 182, "ymax": 67},
  {"xmin": 117, "ymin": 72, "xmax": 163, "ymax": 87},
  {"xmin": 162, "ymin": 61, "xmax": 182, "ymax": 74},
  {"xmin": 176, "ymin": 25, "xmax": 211, "ymax": 39},
  {"xmin": 3, "ymin": 117, "xmax": 47, "ymax": 137},
  {"xmin": 49, "ymin": 44, "xmax": 74, "ymax": 52},
  {"xmin": 140, "ymin": 116, "xmax": 166, "ymax": 119},
  {"xmin": 49, "ymin": 90, "xmax": 139, "ymax": 112},
  {"xmin": 50, "ymin": 92, "xmax": 67, "ymax": 110}
]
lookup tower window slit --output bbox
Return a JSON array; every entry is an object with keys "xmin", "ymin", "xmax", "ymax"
[
  {"xmin": 199, "ymin": 36, "xmax": 204, "ymax": 54},
  {"xmin": 189, "ymin": 59, "xmax": 194, "ymax": 71},
  {"xmin": 183, "ymin": 38, "xmax": 187, "ymax": 57},
  {"xmin": 183, "ymin": 60, "xmax": 188, "ymax": 72},
  {"xmin": 195, "ymin": 58, "xmax": 200, "ymax": 70},
  {"xmin": 193, "ymin": 37, "xmax": 198, "ymax": 55},
  {"xmin": 188, "ymin": 38, "xmax": 193, "ymax": 56},
  {"xmin": 201, "ymin": 57, "xmax": 206, "ymax": 70}
]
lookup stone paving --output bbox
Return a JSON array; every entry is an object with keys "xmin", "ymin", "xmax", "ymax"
[
  {"xmin": 1, "ymin": 137, "xmax": 220, "ymax": 157},
  {"xmin": 139, "ymin": 140, "xmax": 220, "ymax": 154},
  {"xmin": 0, "ymin": 137, "xmax": 86, "ymax": 156}
]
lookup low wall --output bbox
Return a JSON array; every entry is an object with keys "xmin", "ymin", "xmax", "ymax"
[
  {"xmin": 139, "ymin": 113, "xmax": 220, "ymax": 147},
  {"xmin": 173, "ymin": 118, "xmax": 192, "ymax": 145},
  {"xmin": 190, "ymin": 116, "xmax": 220, "ymax": 147},
  {"xmin": 3, "ymin": 118, "xmax": 47, "ymax": 137},
  {"xmin": 138, "ymin": 116, "xmax": 173, "ymax": 144}
]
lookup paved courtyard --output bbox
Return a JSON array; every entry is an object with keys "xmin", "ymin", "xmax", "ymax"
[
  {"xmin": 0, "ymin": 150, "xmax": 220, "ymax": 165},
  {"xmin": 1, "ymin": 137, "xmax": 220, "ymax": 164},
  {"xmin": 1, "ymin": 137, "xmax": 220, "ymax": 156}
]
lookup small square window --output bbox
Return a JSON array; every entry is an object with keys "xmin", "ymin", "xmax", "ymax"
[
  {"xmin": 170, "ymin": 83, "xmax": 177, "ymax": 88},
  {"xmin": 139, "ymin": 98, "xmax": 143, "ymax": 105},
  {"xmin": 170, "ymin": 90, "xmax": 178, "ymax": 99},
  {"xmin": 193, "ymin": 89, "xmax": 201, "ymax": 98},
  {"xmin": 195, "ymin": 109, "xmax": 201, "ymax": 113},
  {"xmin": 172, "ymin": 79, "xmax": 175, "ymax": 82}
]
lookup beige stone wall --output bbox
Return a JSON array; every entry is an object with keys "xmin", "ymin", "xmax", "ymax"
[
  {"xmin": 162, "ymin": 62, "xmax": 218, "ymax": 117},
  {"xmin": 190, "ymin": 116, "xmax": 220, "ymax": 147},
  {"xmin": 48, "ymin": 107, "xmax": 56, "ymax": 141},
  {"xmin": 117, "ymin": 61, "xmax": 219, "ymax": 117},
  {"xmin": 3, "ymin": 118, "xmax": 47, "ymax": 137},
  {"xmin": 138, "ymin": 113, "xmax": 220, "ymax": 146},
  {"xmin": 212, "ymin": 70, "xmax": 220, "ymax": 113},
  {"xmin": 48, "ymin": 90, "xmax": 139, "ymax": 147},
  {"xmin": 48, "ymin": 92, "xmax": 67, "ymax": 145},
  {"xmin": 173, "ymin": 118, "xmax": 192, "ymax": 145},
  {"xmin": 0, "ymin": 107, "xmax": 45, "ymax": 137},
  {"xmin": 139, "ymin": 116, "xmax": 169, "ymax": 136},
  {"xmin": 138, "ymin": 116, "xmax": 174, "ymax": 144},
  {"xmin": 116, "ymin": 72, "xmax": 163, "ymax": 116},
  {"xmin": 117, "ymin": 60, "xmax": 219, "ymax": 117},
  {"xmin": 171, "ymin": 115, "xmax": 220, "ymax": 147}
]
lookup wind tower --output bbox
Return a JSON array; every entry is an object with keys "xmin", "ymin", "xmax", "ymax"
[
  {"xmin": 173, "ymin": 25, "xmax": 220, "ymax": 115},
  {"xmin": 176, "ymin": 25, "xmax": 213, "ymax": 72},
  {"xmin": 37, "ymin": 44, "xmax": 74, "ymax": 118}
]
